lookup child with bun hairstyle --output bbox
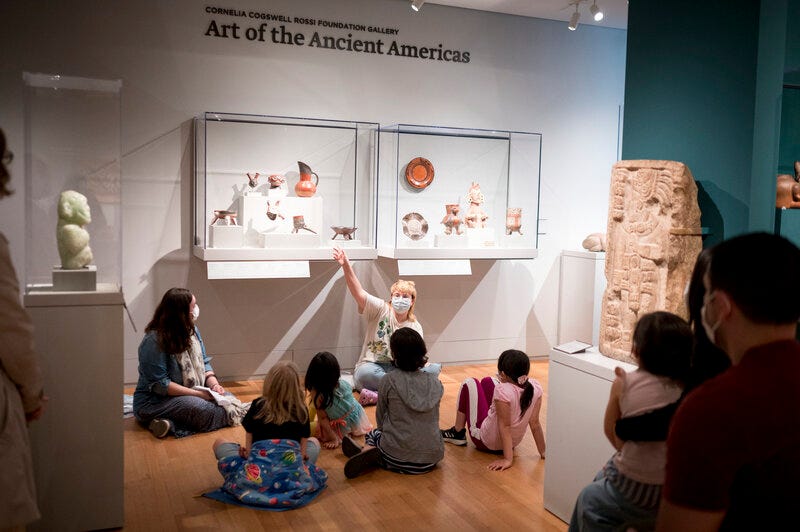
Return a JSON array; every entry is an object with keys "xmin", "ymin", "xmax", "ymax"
[
  {"xmin": 304, "ymin": 351, "xmax": 372, "ymax": 449},
  {"xmin": 441, "ymin": 349, "xmax": 545, "ymax": 471}
]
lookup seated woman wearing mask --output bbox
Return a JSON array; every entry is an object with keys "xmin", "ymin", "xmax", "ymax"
[
  {"xmin": 133, "ymin": 288, "xmax": 248, "ymax": 438},
  {"xmin": 333, "ymin": 247, "xmax": 440, "ymax": 405}
]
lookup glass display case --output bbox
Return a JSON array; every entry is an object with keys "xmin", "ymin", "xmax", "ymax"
[
  {"xmin": 23, "ymin": 73, "xmax": 123, "ymax": 293},
  {"xmin": 194, "ymin": 113, "xmax": 379, "ymax": 261},
  {"xmin": 378, "ymin": 124, "xmax": 541, "ymax": 259}
]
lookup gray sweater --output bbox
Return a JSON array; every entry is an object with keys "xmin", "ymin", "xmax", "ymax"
[{"xmin": 376, "ymin": 369, "xmax": 444, "ymax": 464}]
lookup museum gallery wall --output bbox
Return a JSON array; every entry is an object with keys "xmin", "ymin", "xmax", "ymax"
[{"xmin": 0, "ymin": 0, "xmax": 626, "ymax": 382}]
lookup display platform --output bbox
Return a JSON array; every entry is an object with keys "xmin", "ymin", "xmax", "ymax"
[
  {"xmin": 558, "ymin": 250, "xmax": 606, "ymax": 345},
  {"xmin": 543, "ymin": 347, "xmax": 637, "ymax": 523}
]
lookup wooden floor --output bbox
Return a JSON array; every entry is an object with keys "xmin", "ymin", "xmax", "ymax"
[{"xmin": 123, "ymin": 361, "xmax": 566, "ymax": 531}]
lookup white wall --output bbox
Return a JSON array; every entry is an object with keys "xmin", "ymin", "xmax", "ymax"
[{"xmin": 0, "ymin": 0, "xmax": 626, "ymax": 383}]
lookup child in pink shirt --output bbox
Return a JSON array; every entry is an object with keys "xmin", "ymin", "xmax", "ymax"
[{"xmin": 441, "ymin": 349, "xmax": 546, "ymax": 470}]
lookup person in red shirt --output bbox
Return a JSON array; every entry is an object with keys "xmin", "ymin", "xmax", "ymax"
[{"xmin": 658, "ymin": 232, "xmax": 800, "ymax": 531}]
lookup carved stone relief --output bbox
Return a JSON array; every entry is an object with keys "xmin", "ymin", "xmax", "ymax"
[{"xmin": 599, "ymin": 160, "xmax": 702, "ymax": 364}]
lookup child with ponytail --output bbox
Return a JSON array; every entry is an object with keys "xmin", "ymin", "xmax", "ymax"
[{"xmin": 441, "ymin": 349, "xmax": 545, "ymax": 471}]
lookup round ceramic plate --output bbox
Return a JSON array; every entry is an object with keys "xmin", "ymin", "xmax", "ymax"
[
  {"xmin": 402, "ymin": 212, "xmax": 428, "ymax": 240},
  {"xmin": 405, "ymin": 157, "xmax": 434, "ymax": 189}
]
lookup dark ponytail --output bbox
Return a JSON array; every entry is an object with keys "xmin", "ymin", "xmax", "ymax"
[{"xmin": 497, "ymin": 349, "xmax": 534, "ymax": 419}]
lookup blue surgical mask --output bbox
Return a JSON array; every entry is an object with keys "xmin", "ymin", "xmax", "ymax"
[{"xmin": 391, "ymin": 296, "xmax": 412, "ymax": 313}]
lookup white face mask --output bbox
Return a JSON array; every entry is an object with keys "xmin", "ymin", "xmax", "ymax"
[
  {"xmin": 700, "ymin": 293, "xmax": 720, "ymax": 345},
  {"xmin": 391, "ymin": 296, "xmax": 412, "ymax": 313},
  {"xmin": 192, "ymin": 303, "xmax": 200, "ymax": 321}
]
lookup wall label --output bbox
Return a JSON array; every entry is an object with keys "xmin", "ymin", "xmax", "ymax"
[{"xmin": 203, "ymin": 6, "xmax": 471, "ymax": 64}]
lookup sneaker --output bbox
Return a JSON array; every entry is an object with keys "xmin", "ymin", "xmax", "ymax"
[
  {"xmin": 359, "ymin": 389, "xmax": 378, "ymax": 406},
  {"xmin": 148, "ymin": 418, "xmax": 173, "ymax": 439},
  {"xmin": 441, "ymin": 426, "xmax": 467, "ymax": 446},
  {"xmin": 344, "ymin": 447, "xmax": 381, "ymax": 479},
  {"xmin": 342, "ymin": 435, "xmax": 363, "ymax": 458}
]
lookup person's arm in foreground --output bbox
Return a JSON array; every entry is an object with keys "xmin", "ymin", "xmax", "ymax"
[
  {"xmin": 488, "ymin": 399, "xmax": 514, "ymax": 471},
  {"xmin": 333, "ymin": 247, "xmax": 368, "ymax": 312}
]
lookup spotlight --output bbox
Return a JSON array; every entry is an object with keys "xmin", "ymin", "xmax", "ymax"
[
  {"xmin": 411, "ymin": 0, "xmax": 425, "ymax": 11},
  {"xmin": 568, "ymin": 8, "xmax": 580, "ymax": 31},
  {"xmin": 590, "ymin": 1, "xmax": 604, "ymax": 21}
]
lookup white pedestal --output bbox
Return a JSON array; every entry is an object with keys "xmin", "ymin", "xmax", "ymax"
[
  {"xmin": 558, "ymin": 250, "xmax": 606, "ymax": 345},
  {"xmin": 239, "ymin": 194, "xmax": 268, "ymax": 247},
  {"xmin": 209, "ymin": 224, "xmax": 244, "ymax": 248},
  {"xmin": 261, "ymin": 232, "xmax": 321, "ymax": 248},
  {"xmin": 501, "ymin": 233, "xmax": 527, "ymax": 248},
  {"xmin": 435, "ymin": 233, "xmax": 468, "ymax": 248},
  {"xmin": 327, "ymin": 238, "xmax": 363, "ymax": 247},
  {"xmin": 465, "ymin": 227, "xmax": 496, "ymax": 247},
  {"xmin": 52, "ymin": 264, "xmax": 97, "ymax": 291},
  {"xmin": 24, "ymin": 286, "xmax": 124, "ymax": 531},
  {"xmin": 543, "ymin": 348, "xmax": 636, "ymax": 523}
]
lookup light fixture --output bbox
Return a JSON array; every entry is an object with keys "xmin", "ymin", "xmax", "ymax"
[
  {"xmin": 411, "ymin": 0, "xmax": 425, "ymax": 11},
  {"xmin": 590, "ymin": 1, "xmax": 604, "ymax": 21},
  {"xmin": 568, "ymin": 5, "xmax": 580, "ymax": 31}
]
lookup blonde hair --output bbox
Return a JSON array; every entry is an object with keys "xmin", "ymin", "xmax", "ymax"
[
  {"xmin": 390, "ymin": 279, "xmax": 418, "ymax": 321},
  {"xmin": 254, "ymin": 361, "xmax": 309, "ymax": 425}
]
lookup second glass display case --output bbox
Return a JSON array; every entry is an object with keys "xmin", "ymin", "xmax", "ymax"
[
  {"xmin": 194, "ymin": 113, "xmax": 379, "ymax": 261},
  {"xmin": 378, "ymin": 124, "xmax": 541, "ymax": 259}
]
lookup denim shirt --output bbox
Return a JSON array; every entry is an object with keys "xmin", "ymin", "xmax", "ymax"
[{"xmin": 132, "ymin": 326, "xmax": 212, "ymax": 413}]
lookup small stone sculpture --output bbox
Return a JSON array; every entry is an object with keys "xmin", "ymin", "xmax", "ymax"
[
  {"xmin": 599, "ymin": 160, "xmax": 702, "ymax": 364},
  {"xmin": 506, "ymin": 208, "xmax": 523, "ymax": 235},
  {"xmin": 57, "ymin": 190, "xmax": 93, "ymax": 269},
  {"xmin": 464, "ymin": 182, "xmax": 489, "ymax": 228},
  {"xmin": 582, "ymin": 232, "xmax": 607, "ymax": 252},
  {"xmin": 441, "ymin": 203, "xmax": 463, "ymax": 235},
  {"xmin": 775, "ymin": 161, "xmax": 800, "ymax": 209}
]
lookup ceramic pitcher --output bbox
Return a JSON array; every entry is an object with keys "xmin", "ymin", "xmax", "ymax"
[{"xmin": 295, "ymin": 161, "xmax": 319, "ymax": 197}]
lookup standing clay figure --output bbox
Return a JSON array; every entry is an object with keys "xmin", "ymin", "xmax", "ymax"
[
  {"xmin": 57, "ymin": 190, "xmax": 93, "ymax": 269},
  {"xmin": 464, "ymin": 182, "xmax": 489, "ymax": 229},
  {"xmin": 775, "ymin": 161, "xmax": 800, "ymax": 209},
  {"xmin": 441, "ymin": 203, "xmax": 463, "ymax": 235},
  {"xmin": 506, "ymin": 208, "xmax": 523, "ymax": 235},
  {"xmin": 295, "ymin": 161, "xmax": 319, "ymax": 197}
]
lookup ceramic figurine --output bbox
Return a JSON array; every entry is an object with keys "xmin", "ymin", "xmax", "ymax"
[
  {"xmin": 295, "ymin": 161, "xmax": 319, "ymax": 197},
  {"xmin": 441, "ymin": 203, "xmax": 463, "ymax": 235},
  {"xmin": 210, "ymin": 210, "xmax": 238, "ymax": 226},
  {"xmin": 505, "ymin": 208, "xmax": 523, "ymax": 235},
  {"xmin": 582, "ymin": 232, "xmax": 607, "ymax": 252},
  {"xmin": 464, "ymin": 182, "xmax": 488, "ymax": 228},
  {"xmin": 776, "ymin": 161, "xmax": 800, "ymax": 209},
  {"xmin": 57, "ymin": 190, "xmax": 93, "ymax": 269},
  {"xmin": 266, "ymin": 200, "xmax": 284, "ymax": 221},
  {"xmin": 331, "ymin": 226, "xmax": 357, "ymax": 240},
  {"xmin": 268, "ymin": 174, "xmax": 286, "ymax": 189},
  {"xmin": 292, "ymin": 215, "xmax": 317, "ymax": 234},
  {"xmin": 246, "ymin": 172, "xmax": 260, "ymax": 191}
]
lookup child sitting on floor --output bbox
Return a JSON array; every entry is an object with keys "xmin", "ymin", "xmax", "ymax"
[
  {"xmin": 342, "ymin": 327, "xmax": 444, "ymax": 478},
  {"xmin": 440, "ymin": 349, "xmax": 546, "ymax": 470},
  {"xmin": 304, "ymin": 351, "xmax": 372, "ymax": 449},
  {"xmin": 210, "ymin": 361, "xmax": 327, "ymax": 510}
]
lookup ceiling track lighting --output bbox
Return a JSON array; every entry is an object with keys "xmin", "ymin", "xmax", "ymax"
[
  {"xmin": 411, "ymin": 0, "xmax": 425, "ymax": 12},
  {"xmin": 567, "ymin": 0, "xmax": 604, "ymax": 30}
]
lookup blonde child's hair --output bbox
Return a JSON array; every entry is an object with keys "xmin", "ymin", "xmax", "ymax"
[
  {"xmin": 390, "ymin": 279, "xmax": 417, "ymax": 321},
  {"xmin": 254, "ymin": 361, "xmax": 309, "ymax": 425}
]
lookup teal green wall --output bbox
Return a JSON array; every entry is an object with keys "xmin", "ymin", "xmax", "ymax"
[{"xmin": 621, "ymin": 0, "xmax": 760, "ymax": 246}]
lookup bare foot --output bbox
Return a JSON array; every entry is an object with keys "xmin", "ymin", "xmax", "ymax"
[{"xmin": 322, "ymin": 438, "xmax": 342, "ymax": 450}]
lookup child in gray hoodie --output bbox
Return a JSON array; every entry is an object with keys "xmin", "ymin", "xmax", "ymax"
[{"xmin": 343, "ymin": 327, "xmax": 444, "ymax": 478}]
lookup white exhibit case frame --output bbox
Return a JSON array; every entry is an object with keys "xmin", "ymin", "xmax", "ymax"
[
  {"xmin": 194, "ymin": 112, "xmax": 379, "ymax": 263},
  {"xmin": 377, "ymin": 124, "xmax": 541, "ymax": 260},
  {"xmin": 23, "ymin": 72, "xmax": 123, "ymax": 292}
]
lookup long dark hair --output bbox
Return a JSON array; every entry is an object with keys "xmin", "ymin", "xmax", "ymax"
[
  {"xmin": 497, "ymin": 349, "xmax": 534, "ymax": 419},
  {"xmin": 632, "ymin": 311, "xmax": 693, "ymax": 382},
  {"xmin": 145, "ymin": 288, "xmax": 194, "ymax": 355},
  {"xmin": 304, "ymin": 351, "xmax": 340, "ymax": 410},
  {"xmin": 0, "ymin": 128, "xmax": 13, "ymax": 198},
  {"xmin": 389, "ymin": 328, "xmax": 428, "ymax": 371}
]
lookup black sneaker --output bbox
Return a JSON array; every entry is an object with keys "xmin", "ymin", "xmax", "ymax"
[
  {"xmin": 148, "ymin": 418, "xmax": 173, "ymax": 439},
  {"xmin": 441, "ymin": 426, "xmax": 467, "ymax": 446},
  {"xmin": 344, "ymin": 447, "xmax": 381, "ymax": 479},
  {"xmin": 342, "ymin": 435, "xmax": 363, "ymax": 458}
]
